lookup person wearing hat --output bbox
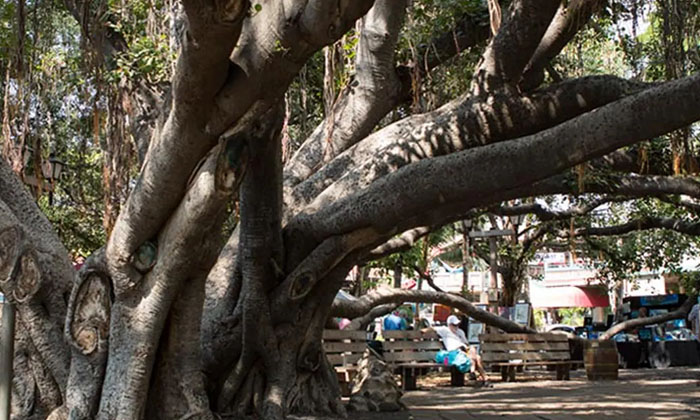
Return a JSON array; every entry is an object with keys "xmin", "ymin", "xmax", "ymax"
[{"xmin": 431, "ymin": 315, "xmax": 490, "ymax": 386}]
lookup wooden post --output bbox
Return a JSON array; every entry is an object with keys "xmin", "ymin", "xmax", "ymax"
[
  {"xmin": 0, "ymin": 300, "xmax": 15, "ymax": 420},
  {"xmin": 488, "ymin": 236, "xmax": 499, "ymax": 323}
]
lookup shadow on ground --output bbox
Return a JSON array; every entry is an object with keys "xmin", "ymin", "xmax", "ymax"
[{"xmin": 291, "ymin": 367, "xmax": 700, "ymax": 420}]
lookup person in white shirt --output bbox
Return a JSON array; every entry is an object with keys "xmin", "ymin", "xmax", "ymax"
[{"xmin": 430, "ymin": 315, "xmax": 489, "ymax": 384}]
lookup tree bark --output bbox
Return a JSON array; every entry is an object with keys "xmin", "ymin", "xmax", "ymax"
[{"xmin": 332, "ymin": 288, "xmax": 533, "ymax": 333}]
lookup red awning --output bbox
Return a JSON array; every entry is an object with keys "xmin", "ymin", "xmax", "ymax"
[{"xmin": 531, "ymin": 286, "xmax": 609, "ymax": 308}]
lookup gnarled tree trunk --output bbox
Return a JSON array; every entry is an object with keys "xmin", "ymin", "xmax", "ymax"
[{"xmin": 2, "ymin": 0, "xmax": 700, "ymax": 419}]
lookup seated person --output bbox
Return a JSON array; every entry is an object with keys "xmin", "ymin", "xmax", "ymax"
[
  {"xmin": 383, "ymin": 311, "xmax": 408, "ymax": 331},
  {"xmin": 427, "ymin": 315, "xmax": 490, "ymax": 386}
]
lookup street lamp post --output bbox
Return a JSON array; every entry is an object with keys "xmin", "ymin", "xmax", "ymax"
[
  {"xmin": 21, "ymin": 147, "xmax": 65, "ymax": 203},
  {"xmin": 42, "ymin": 153, "xmax": 64, "ymax": 205}
]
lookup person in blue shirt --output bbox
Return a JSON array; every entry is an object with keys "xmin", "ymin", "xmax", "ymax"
[{"xmin": 383, "ymin": 311, "xmax": 408, "ymax": 331}]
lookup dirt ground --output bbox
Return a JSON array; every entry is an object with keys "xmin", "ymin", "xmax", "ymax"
[{"xmin": 291, "ymin": 367, "xmax": 700, "ymax": 420}]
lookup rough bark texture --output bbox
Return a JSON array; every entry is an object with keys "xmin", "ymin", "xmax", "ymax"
[
  {"xmin": 284, "ymin": 0, "xmax": 408, "ymax": 191},
  {"xmin": 332, "ymin": 288, "xmax": 532, "ymax": 334},
  {"xmin": 4, "ymin": 1, "xmax": 700, "ymax": 419}
]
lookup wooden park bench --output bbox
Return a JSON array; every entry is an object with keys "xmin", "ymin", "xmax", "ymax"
[
  {"xmin": 322, "ymin": 329, "xmax": 369, "ymax": 396},
  {"xmin": 480, "ymin": 333, "xmax": 572, "ymax": 382},
  {"xmin": 382, "ymin": 330, "xmax": 466, "ymax": 390},
  {"xmin": 323, "ymin": 329, "xmax": 469, "ymax": 393}
]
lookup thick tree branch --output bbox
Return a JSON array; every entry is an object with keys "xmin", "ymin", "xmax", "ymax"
[
  {"xmin": 293, "ymin": 73, "xmax": 700, "ymax": 252},
  {"xmin": 330, "ymin": 288, "xmax": 532, "ymax": 333},
  {"xmin": 521, "ymin": 0, "xmax": 606, "ymax": 91},
  {"xmin": 106, "ymin": 0, "xmax": 249, "ymax": 292},
  {"xmin": 524, "ymin": 173, "xmax": 700, "ymax": 203},
  {"xmin": 206, "ymin": 0, "xmax": 375, "ymax": 136},
  {"xmin": 0, "ymin": 209, "xmax": 69, "ymax": 398},
  {"xmin": 218, "ymin": 104, "xmax": 285, "ymax": 417},
  {"xmin": 288, "ymin": 76, "xmax": 647, "ymax": 216},
  {"xmin": 283, "ymin": 0, "xmax": 408, "ymax": 190},
  {"xmin": 472, "ymin": 0, "xmax": 560, "ymax": 94},
  {"xmin": 657, "ymin": 195, "xmax": 700, "ymax": 213},
  {"xmin": 0, "ymin": 159, "xmax": 73, "ymax": 302},
  {"xmin": 572, "ymin": 216, "xmax": 700, "ymax": 237},
  {"xmin": 98, "ymin": 109, "xmax": 257, "ymax": 417},
  {"xmin": 284, "ymin": 3, "xmax": 492, "ymax": 190},
  {"xmin": 63, "ymin": 253, "xmax": 111, "ymax": 420},
  {"xmin": 599, "ymin": 296, "xmax": 695, "ymax": 340},
  {"xmin": 365, "ymin": 227, "xmax": 431, "ymax": 261}
]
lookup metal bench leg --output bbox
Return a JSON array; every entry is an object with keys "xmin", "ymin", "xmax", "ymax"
[
  {"xmin": 555, "ymin": 365, "xmax": 563, "ymax": 380},
  {"xmin": 402, "ymin": 367, "xmax": 417, "ymax": 391},
  {"xmin": 563, "ymin": 364, "xmax": 571, "ymax": 380},
  {"xmin": 500, "ymin": 366, "xmax": 508, "ymax": 382},
  {"xmin": 508, "ymin": 366, "xmax": 516, "ymax": 382},
  {"xmin": 450, "ymin": 367, "xmax": 465, "ymax": 387}
]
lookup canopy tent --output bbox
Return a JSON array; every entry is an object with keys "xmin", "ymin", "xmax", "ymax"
[{"xmin": 531, "ymin": 286, "xmax": 609, "ymax": 308}]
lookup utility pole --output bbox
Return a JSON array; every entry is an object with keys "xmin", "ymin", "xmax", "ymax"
[
  {"xmin": 468, "ymin": 229, "xmax": 514, "ymax": 310},
  {"xmin": 488, "ymin": 235, "xmax": 499, "ymax": 304},
  {"xmin": 460, "ymin": 220, "xmax": 472, "ymax": 297}
]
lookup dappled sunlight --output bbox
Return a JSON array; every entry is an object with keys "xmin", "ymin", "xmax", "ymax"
[{"xmin": 402, "ymin": 368, "xmax": 700, "ymax": 419}]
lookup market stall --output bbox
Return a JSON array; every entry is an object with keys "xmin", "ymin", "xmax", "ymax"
[{"xmin": 613, "ymin": 294, "xmax": 699, "ymax": 368}]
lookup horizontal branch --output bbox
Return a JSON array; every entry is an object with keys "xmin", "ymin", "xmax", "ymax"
[
  {"xmin": 294, "ymin": 73, "xmax": 700, "ymax": 250},
  {"xmin": 657, "ymin": 195, "xmax": 700, "ymax": 213},
  {"xmin": 330, "ymin": 288, "xmax": 532, "ymax": 333},
  {"xmin": 573, "ymin": 216, "xmax": 700, "ymax": 237},
  {"xmin": 365, "ymin": 227, "xmax": 431, "ymax": 261},
  {"xmin": 491, "ymin": 196, "xmax": 629, "ymax": 221},
  {"xmin": 599, "ymin": 296, "xmax": 695, "ymax": 340},
  {"xmin": 288, "ymin": 75, "xmax": 648, "ymax": 216}
]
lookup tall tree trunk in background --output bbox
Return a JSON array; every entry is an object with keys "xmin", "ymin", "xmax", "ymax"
[{"xmin": 393, "ymin": 258, "xmax": 403, "ymax": 289}]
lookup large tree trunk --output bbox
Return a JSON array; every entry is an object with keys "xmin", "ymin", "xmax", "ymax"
[{"xmin": 3, "ymin": 0, "xmax": 700, "ymax": 419}]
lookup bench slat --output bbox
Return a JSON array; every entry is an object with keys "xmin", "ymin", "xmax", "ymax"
[
  {"xmin": 492, "ymin": 361, "xmax": 571, "ymax": 366},
  {"xmin": 327, "ymin": 353, "xmax": 364, "ymax": 366},
  {"xmin": 323, "ymin": 342, "xmax": 368, "ymax": 353},
  {"xmin": 383, "ymin": 330, "xmax": 439, "ymax": 340},
  {"xmin": 479, "ymin": 333, "xmax": 568, "ymax": 342},
  {"xmin": 482, "ymin": 351, "xmax": 570, "ymax": 362},
  {"xmin": 323, "ymin": 330, "xmax": 367, "ymax": 340},
  {"xmin": 383, "ymin": 351, "xmax": 438, "ymax": 363},
  {"xmin": 383, "ymin": 341, "xmax": 443, "ymax": 351},
  {"xmin": 395, "ymin": 362, "xmax": 445, "ymax": 368},
  {"xmin": 481, "ymin": 342, "xmax": 569, "ymax": 351}
]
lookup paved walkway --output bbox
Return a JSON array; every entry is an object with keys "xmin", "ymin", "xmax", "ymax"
[{"xmin": 350, "ymin": 367, "xmax": 700, "ymax": 420}]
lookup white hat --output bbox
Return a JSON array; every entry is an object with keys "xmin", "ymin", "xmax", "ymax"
[{"xmin": 447, "ymin": 315, "xmax": 460, "ymax": 325}]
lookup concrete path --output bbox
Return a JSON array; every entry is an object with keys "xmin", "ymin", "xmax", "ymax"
[{"xmin": 348, "ymin": 367, "xmax": 700, "ymax": 420}]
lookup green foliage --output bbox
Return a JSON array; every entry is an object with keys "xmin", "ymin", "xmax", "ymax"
[
  {"xmin": 367, "ymin": 224, "xmax": 460, "ymax": 282},
  {"xmin": 39, "ymin": 141, "xmax": 106, "ymax": 257},
  {"xmin": 110, "ymin": 34, "xmax": 173, "ymax": 84},
  {"xmin": 557, "ymin": 307, "xmax": 586, "ymax": 326},
  {"xmin": 396, "ymin": 0, "xmax": 487, "ymax": 111},
  {"xmin": 106, "ymin": 0, "xmax": 175, "ymax": 85}
]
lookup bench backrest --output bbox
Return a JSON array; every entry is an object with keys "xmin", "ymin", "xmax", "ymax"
[
  {"xmin": 382, "ymin": 330, "xmax": 443, "ymax": 365},
  {"xmin": 323, "ymin": 329, "xmax": 369, "ymax": 367},
  {"xmin": 479, "ymin": 333, "xmax": 571, "ymax": 363}
]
